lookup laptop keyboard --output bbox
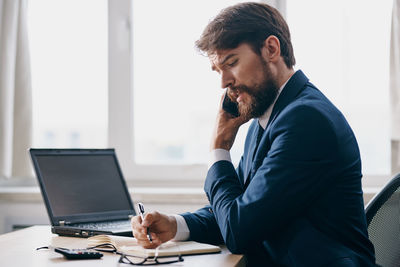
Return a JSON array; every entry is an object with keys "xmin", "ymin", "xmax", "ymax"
[{"xmin": 73, "ymin": 220, "xmax": 131, "ymax": 230}]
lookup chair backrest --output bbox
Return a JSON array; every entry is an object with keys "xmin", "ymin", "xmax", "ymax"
[{"xmin": 365, "ymin": 173, "xmax": 400, "ymax": 267}]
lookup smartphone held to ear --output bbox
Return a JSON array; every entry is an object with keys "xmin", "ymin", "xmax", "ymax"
[{"xmin": 222, "ymin": 93, "xmax": 239, "ymax": 117}]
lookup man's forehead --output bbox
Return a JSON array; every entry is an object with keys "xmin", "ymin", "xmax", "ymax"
[
  {"xmin": 208, "ymin": 50, "xmax": 231, "ymax": 63},
  {"xmin": 208, "ymin": 43, "xmax": 251, "ymax": 67}
]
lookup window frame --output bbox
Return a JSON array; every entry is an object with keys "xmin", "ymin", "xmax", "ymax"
[{"xmin": 107, "ymin": 0, "xmax": 207, "ymax": 185}]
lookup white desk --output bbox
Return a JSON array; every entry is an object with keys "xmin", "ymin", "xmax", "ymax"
[{"xmin": 0, "ymin": 226, "xmax": 245, "ymax": 267}]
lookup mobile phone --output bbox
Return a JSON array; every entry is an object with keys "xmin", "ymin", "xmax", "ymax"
[{"xmin": 222, "ymin": 92, "xmax": 239, "ymax": 117}]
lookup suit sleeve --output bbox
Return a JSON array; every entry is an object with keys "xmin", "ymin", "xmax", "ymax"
[
  {"xmin": 180, "ymin": 205, "xmax": 224, "ymax": 245},
  {"xmin": 204, "ymin": 105, "xmax": 339, "ymax": 254},
  {"xmin": 180, "ymin": 155, "xmax": 247, "ymax": 245}
]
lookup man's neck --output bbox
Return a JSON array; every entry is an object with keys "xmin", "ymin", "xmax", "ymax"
[
  {"xmin": 258, "ymin": 68, "xmax": 295, "ymax": 129},
  {"xmin": 276, "ymin": 68, "xmax": 295, "ymax": 89}
]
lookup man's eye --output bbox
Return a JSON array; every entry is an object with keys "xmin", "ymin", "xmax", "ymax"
[{"xmin": 227, "ymin": 60, "xmax": 238, "ymax": 67}]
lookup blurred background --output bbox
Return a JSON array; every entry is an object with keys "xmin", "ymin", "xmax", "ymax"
[{"xmin": 0, "ymin": 0, "xmax": 398, "ymax": 234}]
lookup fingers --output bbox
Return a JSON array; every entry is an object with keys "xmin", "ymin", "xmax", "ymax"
[
  {"xmin": 136, "ymin": 234, "xmax": 161, "ymax": 249},
  {"xmin": 142, "ymin": 212, "xmax": 158, "ymax": 228},
  {"xmin": 131, "ymin": 212, "xmax": 158, "ymax": 233},
  {"xmin": 142, "ymin": 234, "xmax": 162, "ymax": 249},
  {"xmin": 131, "ymin": 219, "xmax": 154, "ymax": 247},
  {"xmin": 131, "ymin": 216, "xmax": 147, "ymax": 239},
  {"xmin": 235, "ymin": 112, "xmax": 251, "ymax": 125},
  {"xmin": 131, "ymin": 212, "xmax": 163, "ymax": 249}
]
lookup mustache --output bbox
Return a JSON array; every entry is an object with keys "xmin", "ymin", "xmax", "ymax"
[{"xmin": 227, "ymin": 85, "xmax": 251, "ymax": 100}]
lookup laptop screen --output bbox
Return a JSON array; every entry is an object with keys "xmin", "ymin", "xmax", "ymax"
[{"xmin": 31, "ymin": 150, "xmax": 133, "ymax": 220}]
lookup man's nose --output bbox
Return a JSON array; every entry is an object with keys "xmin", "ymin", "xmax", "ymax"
[{"xmin": 221, "ymin": 71, "xmax": 234, "ymax": 89}]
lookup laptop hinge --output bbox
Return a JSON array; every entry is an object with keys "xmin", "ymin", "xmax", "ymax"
[{"xmin": 59, "ymin": 220, "xmax": 66, "ymax": 226}]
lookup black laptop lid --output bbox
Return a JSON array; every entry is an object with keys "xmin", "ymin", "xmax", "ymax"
[{"xmin": 30, "ymin": 149, "xmax": 135, "ymax": 226}]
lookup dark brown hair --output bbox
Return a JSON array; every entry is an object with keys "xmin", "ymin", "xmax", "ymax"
[{"xmin": 195, "ymin": 2, "xmax": 295, "ymax": 68}]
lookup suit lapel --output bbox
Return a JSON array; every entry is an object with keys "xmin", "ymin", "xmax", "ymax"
[
  {"xmin": 266, "ymin": 70, "xmax": 309, "ymax": 130},
  {"xmin": 243, "ymin": 70, "xmax": 309, "ymax": 188},
  {"xmin": 243, "ymin": 121, "xmax": 261, "ymax": 185}
]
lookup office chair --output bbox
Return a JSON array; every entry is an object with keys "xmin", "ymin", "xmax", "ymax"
[{"xmin": 365, "ymin": 173, "xmax": 400, "ymax": 267}]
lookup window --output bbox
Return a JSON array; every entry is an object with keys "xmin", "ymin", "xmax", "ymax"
[
  {"xmin": 132, "ymin": 0, "xmax": 252, "ymax": 166},
  {"xmin": 287, "ymin": 0, "xmax": 392, "ymax": 183},
  {"xmin": 29, "ymin": 0, "xmax": 108, "ymax": 148},
  {"xmin": 28, "ymin": 0, "xmax": 392, "ymax": 186}
]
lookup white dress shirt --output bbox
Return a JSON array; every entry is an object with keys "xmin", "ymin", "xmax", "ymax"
[{"xmin": 172, "ymin": 78, "xmax": 290, "ymax": 241}]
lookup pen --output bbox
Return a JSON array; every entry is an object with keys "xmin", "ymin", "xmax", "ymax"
[{"xmin": 137, "ymin": 202, "xmax": 152, "ymax": 242}]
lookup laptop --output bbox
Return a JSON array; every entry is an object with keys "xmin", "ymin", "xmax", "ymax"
[{"xmin": 30, "ymin": 148, "xmax": 136, "ymax": 237}]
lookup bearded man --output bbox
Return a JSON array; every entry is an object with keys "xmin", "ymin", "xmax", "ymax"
[{"xmin": 131, "ymin": 2, "xmax": 376, "ymax": 266}]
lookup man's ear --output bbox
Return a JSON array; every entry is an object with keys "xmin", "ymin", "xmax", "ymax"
[{"xmin": 261, "ymin": 35, "xmax": 281, "ymax": 63}]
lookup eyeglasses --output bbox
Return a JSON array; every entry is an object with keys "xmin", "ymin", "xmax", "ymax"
[
  {"xmin": 118, "ymin": 253, "xmax": 184, "ymax": 265},
  {"xmin": 88, "ymin": 243, "xmax": 184, "ymax": 266}
]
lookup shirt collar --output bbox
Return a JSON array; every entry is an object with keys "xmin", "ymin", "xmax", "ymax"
[{"xmin": 258, "ymin": 77, "xmax": 291, "ymax": 129}]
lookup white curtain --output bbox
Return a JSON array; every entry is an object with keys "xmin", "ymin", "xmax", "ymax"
[
  {"xmin": 0, "ymin": 0, "xmax": 32, "ymax": 178},
  {"xmin": 391, "ymin": 0, "xmax": 400, "ymax": 175}
]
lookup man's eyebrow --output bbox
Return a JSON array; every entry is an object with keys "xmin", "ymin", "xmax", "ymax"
[
  {"xmin": 220, "ymin": 53, "xmax": 237, "ymax": 65},
  {"xmin": 211, "ymin": 54, "xmax": 237, "ymax": 72}
]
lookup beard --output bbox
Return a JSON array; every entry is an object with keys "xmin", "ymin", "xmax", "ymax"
[{"xmin": 231, "ymin": 59, "xmax": 280, "ymax": 119}]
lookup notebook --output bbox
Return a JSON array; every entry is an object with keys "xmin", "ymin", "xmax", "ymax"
[
  {"xmin": 30, "ymin": 149, "xmax": 136, "ymax": 237},
  {"xmin": 87, "ymin": 235, "xmax": 221, "ymax": 257}
]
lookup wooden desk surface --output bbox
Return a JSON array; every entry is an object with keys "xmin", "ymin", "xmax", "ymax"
[{"xmin": 0, "ymin": 226, "xmax": 245, "ymax": 267}]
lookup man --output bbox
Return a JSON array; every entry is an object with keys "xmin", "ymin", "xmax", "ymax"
[{"xmin": 131, "ymin": 2, "xmax": 376, "ymax": 266}]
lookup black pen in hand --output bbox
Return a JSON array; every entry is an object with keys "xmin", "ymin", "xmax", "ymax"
[{"xmin": 137, "ymin": 202, "xmax": 152, "ymax": 242}]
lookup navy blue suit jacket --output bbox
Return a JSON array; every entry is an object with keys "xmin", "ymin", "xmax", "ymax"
[{"xmin": 182, "ymin": 70, "xmax": 376, "ymax": 266}]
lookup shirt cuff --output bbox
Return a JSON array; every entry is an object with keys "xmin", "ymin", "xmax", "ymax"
[
  {"xmin": 208, "ymin": 149, "xmax": 232, "ymax": 169},
  {"xmin": 172, "ymin": 215, "xmax": 190, "ymax": 241}
]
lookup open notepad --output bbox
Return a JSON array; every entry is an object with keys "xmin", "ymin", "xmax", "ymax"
[{"xmin": 87, "ymin": 235, "xmax": 221, "ymax": 258}]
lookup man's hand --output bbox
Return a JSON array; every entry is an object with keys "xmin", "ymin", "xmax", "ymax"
[
  {"xmin": 131, "ymin": 211, "xmax": 177, "ymax": 249},
  {"xmin": 211, "ymin": 93, "xmax": 250, "ymax": 151}
]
